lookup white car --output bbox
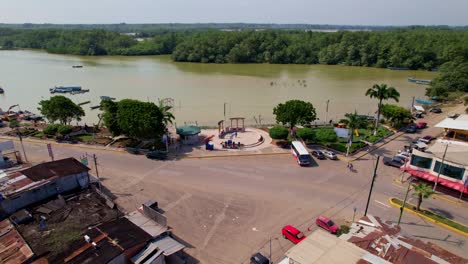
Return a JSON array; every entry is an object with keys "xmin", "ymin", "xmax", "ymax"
[
  {"xmin": 323, "ymin": 151, "xmax": 338, "ymax": 160},
  {"xmin": 397, "ymin": 150, "xmax": 411, "ymax": 158}
]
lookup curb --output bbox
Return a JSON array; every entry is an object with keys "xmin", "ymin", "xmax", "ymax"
[
  {"xmin": 388, "ymin": 197, "xmax": 468, "ymax": 237},
  {"xmin": 180, "ymin": 151, "xmax": 290, "ymax": 159}
]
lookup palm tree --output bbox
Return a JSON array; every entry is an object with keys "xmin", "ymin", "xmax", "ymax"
[
  {"xmin": 344, "ymin": 111, "xmax": 367, "ymax": 157},
  {"xmin": 158, "ymin": 101, "xmax": 175, "ymax": 126},
  {"xmin": 412, "ymin": 183, "xmax": 434, "ymax": 211},
  {"xmin": 365, "ymin": 84, "xmax": 400, "ymax": 135}
]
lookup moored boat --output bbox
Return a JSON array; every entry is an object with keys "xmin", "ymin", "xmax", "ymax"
[
  {"xmin": 0, "ymin": 87, "xmax": 4, "ymax": 94},
  {"xmin": 407, "ymin": 78, "xmax": 431, "ymax": 85},
  {"xmin": 72, "ymin": 65, "xmax": 83, "ymax": 68},
  {"xmin": 50, "ymin": 86, "xmax": 84, "ymax": 94},
  {"xmin": 100, "ymin": 96, "xmax": 116, "ymax": 101}
]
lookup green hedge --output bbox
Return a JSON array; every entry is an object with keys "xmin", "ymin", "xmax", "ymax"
[
  {"xmin": 315, "ymin": 128, "xmax": 337, "ymax": 142},
  {"xmin": 43, "ymin": 124, "xmax": 73, "ymax": 136},
  {"xmin": 269, "ymin": 126, "xmax": 289, "ymax": 140},
  {"xmin": 297, "ymin": 128, "xmax": 315, "ymax": 142}
]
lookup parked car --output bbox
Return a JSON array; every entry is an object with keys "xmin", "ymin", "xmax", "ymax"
[
  {"xmin": 250, "ymin": 253, "xmax": 269, "ymax": 264},
  {"xmin": 448, "ymin": 113, "xmax": 459, "ymax": 119},
  {"xmin": 430, "ymin": 107, "xmax": 442, "ymax": 113},
  {"xmin": 397, "ymin": 150, "xmax": 411, "ymax": 158},
  {"xmin": 282, "ymin": 225, "xmax": 306, "ymax": 244},
  {"xmin": 311, "ymin": 150, "xmax": 326, "ymax": 160},
  {"xmin": 405, "ymin": 125, "xmax": 417, "ymax": 133},
  {"xmin": 395, "ymin": 152, "xmax": 410, "ymax": 160},
  {"xmin": 316, "ymin": 216, "xmax": 339, "ymax": 234},
  {"xmin": 146, "ymin": 150, "xmax": 168, "ymax": 160},
  {"xmin": 383, "ymin": 157, "xmax": 404, "ymax": 168},
  {"xmin": 323, "ymin": 150, "xmax": 338, "ymax": 160},
  {"xmin": 418, "ymin": 135, "xmax": 434, "ymax": 144},
  {"xmin": 416, "ymin": 122, "xmax": 427, "ymax": 129},
  {"xmin": 414, "ymin": 112, "xmax": 424, "ymax": 119}
]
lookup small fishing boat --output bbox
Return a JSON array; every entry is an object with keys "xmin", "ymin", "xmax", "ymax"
[
  {"xmin": 100, "ymin": 96, "xmax": 116, "ymax": 101},
  {"xmin": 70, "ymin": 89, "xmax": 90, "ymax": 95},
  {"xmin": 0, "ymin": 87, "xmax": 4, "ymax": 94},
  {"xmin": 407, "ymin": 78, "xmax": 431, "ymax": 85},
  {"xmin": 50, "ymin": 86, "xmax": 83, "ymax": 94},
  {"xmin": 90, "ymin": 105, "xmax": 101, "ymax": 110},
  {"xmin": 388, "ymin": 66, "xmax": 410, "ymax": 71},
  {"xmin": 72, "ymin": 65, "xmax": 83, "ymax": 68},
  {"xmin": 415, "ymin": 99, "xmax": 433, "ymax": 105}
]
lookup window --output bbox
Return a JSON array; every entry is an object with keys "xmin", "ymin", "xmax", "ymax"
[
  {"xmin": 410, "ymin": 155, "xmax": 432, "ymax": 169},
  {"xmin": 434, "ymin": 161, "xmax": 465, "ymax": 180}
]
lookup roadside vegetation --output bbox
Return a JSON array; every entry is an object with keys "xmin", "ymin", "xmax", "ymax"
[{"xmin": 391, "ymin": 197, "xmax": 468, "ymax": 234}]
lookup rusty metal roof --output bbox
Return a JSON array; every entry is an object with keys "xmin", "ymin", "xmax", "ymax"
[
  {"xmin": 0, "ymin": 219, "xmax": 34, "ymax": 264},
  {"xmin": 344, "ymin": 215, "xmax": 467, "ymax": 264},
  {"xmin": 0, "ymin": 171, "xmax": 47, "ymax": 197},
  {"xmin": 21, "ymin": 158, "xmax": 89, "ymax": 182}
]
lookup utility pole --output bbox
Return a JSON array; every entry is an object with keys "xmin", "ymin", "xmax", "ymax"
[
  {"xmin": 411, "ymin": 96, "xmax": 415, "ymax": 114},
  {"xmin": 364, "ymin": 155, "xmax": 380, "ymax": 216},
  {"xmin": 269, "ymin": 236, "xmax": 272, "ymax": 264},
  {"xmin": 433, "ymin": 143, "xmax": 449, "ymax": 192},
  {"xmin": 224, "ymin": 102, "xmax": 227, "ymax": 119},
  {"xmin": 16, "ymin": 127, "xmax": 28, "ymax": 163},
  {"xmin": 398, "ymin": 177, "xmax": 413, "ymax": 226},
  {"xmin": 325, "ymin": 99, "xmax": 330, "ymax": 125},
  {"xmin": 93, "ymin": 154, "xmax": 102, "ymax": 191}
]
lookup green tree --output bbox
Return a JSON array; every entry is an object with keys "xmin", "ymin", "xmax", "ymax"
[
  {"xmin": 426, "ymin": 62, "xmax": 468, "ymax": 98},
  {"xmin": 464, "ymin": 96, "xmax": 468, "ymax": 113},
  {"xmin": 315, "ymin": 129, "xmax": 337, "ymax": 142},
  {"xmin": 38, "ymin": 95, "xmax": 85, "ymax": 125},
  {"xmin": 365, "ymin": 84, "xmax": 400, "ymax": 135},
  {"xmin": 381, "ymin": 104, "xmax": 413, "ymax": 128},
  {"xmin": 273, "ymin": 100, "xmax": 317, "ymax": 130},
  {"xmin": 158, "ymin": 100, "xmax": 175, "ymax": 125},
  {"xmin": 344, "ymin": 111, "xmax": 367, "ymax": 141},
  {"xmin": 102, "ymin": 99, "xmax": 165, "ymax": 139},
  {"xmin": 412, "ymin": 183, "xmax": 434, "ymax": 211}
]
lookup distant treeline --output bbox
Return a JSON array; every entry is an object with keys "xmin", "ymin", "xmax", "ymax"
[
  {"xmin": 2, "ymin": 23, "xmax": 467, "ymax": 34},
  {"xmin": 0, "ymin": 27, "xmax": 467, "ymax": 70}
]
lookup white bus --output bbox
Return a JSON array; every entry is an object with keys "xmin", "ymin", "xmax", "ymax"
[{"xmin": 291, "ymin": 141, "xmax": 312, "ymax": 166}]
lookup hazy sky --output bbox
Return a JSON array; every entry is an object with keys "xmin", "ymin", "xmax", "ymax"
[{"xmin": 1, "ymin": 0, "xmax": 467, "ymax": 25}]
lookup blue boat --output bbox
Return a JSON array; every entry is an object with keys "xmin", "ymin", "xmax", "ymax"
[
  {"xmin": 415, "ymin": 99, "xmax": 433, "ymax": 105},
  {"xmin": 50, "ymin": 86, "xmax": 83, "ymax": 93},
  {"xmin": 407, "ymin": 78, "xmax": 431, "ymax": 85}
]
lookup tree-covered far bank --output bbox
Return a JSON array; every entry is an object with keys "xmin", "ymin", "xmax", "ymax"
[{"xmin": 1, "ymin": 27, "xmax": 467, "ymax": 70}]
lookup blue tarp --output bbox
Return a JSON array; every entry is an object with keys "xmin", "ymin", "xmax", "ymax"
[{"xmin": 176, "ymin": 126, "xmax": 201, "ymax": 136}]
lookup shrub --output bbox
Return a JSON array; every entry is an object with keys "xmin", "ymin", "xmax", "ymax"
[
  {"xmin": 315, "ymin": 128, "xmax": 337, "ymax": 142},
  {"xmin": 296, "ymin": 128, "xmax": 315, "ymax": 142},
  {"xmin": 43, "ymin": 124, "xmax": 60, "ymax": 135},
  {"xmin": 269, "ymin": 126, "xmax": 289, "ymax": 140},
  {"xmin": 336, "ymin": 225, "xmax": 351, "ymax": 237},
  {"xmin": 57, "ymin": 125, "xmax": 73, "ymax": 135}
]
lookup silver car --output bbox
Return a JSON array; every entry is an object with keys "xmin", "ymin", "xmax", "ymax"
[{"xmin": 323, "ymin": 150, "xmax": 338, "ymax": 160}]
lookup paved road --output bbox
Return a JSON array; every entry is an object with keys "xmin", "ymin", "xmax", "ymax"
[{"xmin": 10, "ymin": 103, "xmax": 468, "ymax": 263}]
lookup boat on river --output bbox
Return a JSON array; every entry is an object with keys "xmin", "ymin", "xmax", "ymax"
[
  {"xmin": 0, "ymin": 87, "xmax": 4, "ymax": 94},
  {"xmin": 72, "ymin": 65, "xmax": 83, "ymax": 68},
  {"xmin": 407, "ymin": 78, "xmax": 431, "ymax": 85},
  {"xmin": 49, "ymin": 86, "xmax": 87, "ymax": 94},
  {"xmin": 100, "ymin": 96, "xmax": 116, "ymax": 101},
  {"xmin": 388, "ymin": 67, "xmax": 410, "ymax": 71}
]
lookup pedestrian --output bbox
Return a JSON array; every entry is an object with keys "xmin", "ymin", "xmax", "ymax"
[{"xmin": 234, "ymin": 131, "xmax": 237, "ymax": 138}]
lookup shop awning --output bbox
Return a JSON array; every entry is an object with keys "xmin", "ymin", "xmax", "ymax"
[{"xmin": 404, "ymin": 168, "xmax": 468, "ymax": 194}]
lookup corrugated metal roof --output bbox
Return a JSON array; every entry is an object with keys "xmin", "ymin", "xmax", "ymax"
[
  {"xmin": 0, "ymin": 219, "xmax": 34, "ymax": 264},
  {"xmin": 0, "ymin": 171, "xmax": 48, "ymax": 197},
  {"xmin": 126, "ymin": 210, "xmax": 167, "ymax": 238},
  {"xmin": 152, "ymin": 236, "xmax": 186, "ymax": 256},
  {"xmin": 285, "ymin": 229, "xmax": 386, "ymax": 264},
  {"xmin": 435, "ymin": 115, "xmax": 468, "ymax": 131},
  {"xmin": 21, "ymin": 158, "xmax": 89, "ymax": 182}
]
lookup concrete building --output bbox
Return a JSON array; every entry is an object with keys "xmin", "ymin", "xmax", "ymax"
[
  {"xmin": 0, "ymin": 158, "xmax": 90, "ymax": 218},
  {"xmin": 404, "ymin": 114, "xmax": 468, "ymax": 194}
]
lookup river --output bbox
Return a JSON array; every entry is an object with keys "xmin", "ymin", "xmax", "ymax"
[{"xmin": 0, "ymin": 50, "xmax": 437, "ymax": 126}]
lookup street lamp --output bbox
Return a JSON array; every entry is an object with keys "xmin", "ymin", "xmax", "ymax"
[{"xmin": 398, "ymin": 176, "xmax": 415, "ymax": 226}]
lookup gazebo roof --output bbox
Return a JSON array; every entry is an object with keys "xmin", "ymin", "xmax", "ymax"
[
  {"xmin": 176, "ymin": 125, "xmax": 201, "ymax": 136},
  {"xmin": 229, "ymin": 117, "xmax": 245, "ymax": 120}
]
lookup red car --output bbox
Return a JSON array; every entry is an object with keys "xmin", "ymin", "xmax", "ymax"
[
  {"xmin": 416, "ymin": 122, "xmax": 427, "ymax": 129},
  {"xmin": 315, "ymin": 216, "xmax": 340, "ymax": 234},
  {"xmin": 282, "ymin": 225, "xmax": 306, "ymax": 244}
]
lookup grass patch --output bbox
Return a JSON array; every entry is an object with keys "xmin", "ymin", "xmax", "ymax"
[
  {"xmin": 76, "ymin": 135, "xmax": 93, "ymax": 142},
  {"xmin": 45, "ymin": 224, "xmax": 82, "ymax": 254},
  {"xmin": 391, "ymin": 198, "xmax": 468, "ymax": 233},
  {"xmin": 32, "ymin": 131, "xmax": 44, "ymax": 138}
]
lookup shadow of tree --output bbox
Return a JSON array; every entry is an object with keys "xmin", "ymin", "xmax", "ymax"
[{"xmin": 428, "ymin": 207, "xmax": 454, "ymax": 219}]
